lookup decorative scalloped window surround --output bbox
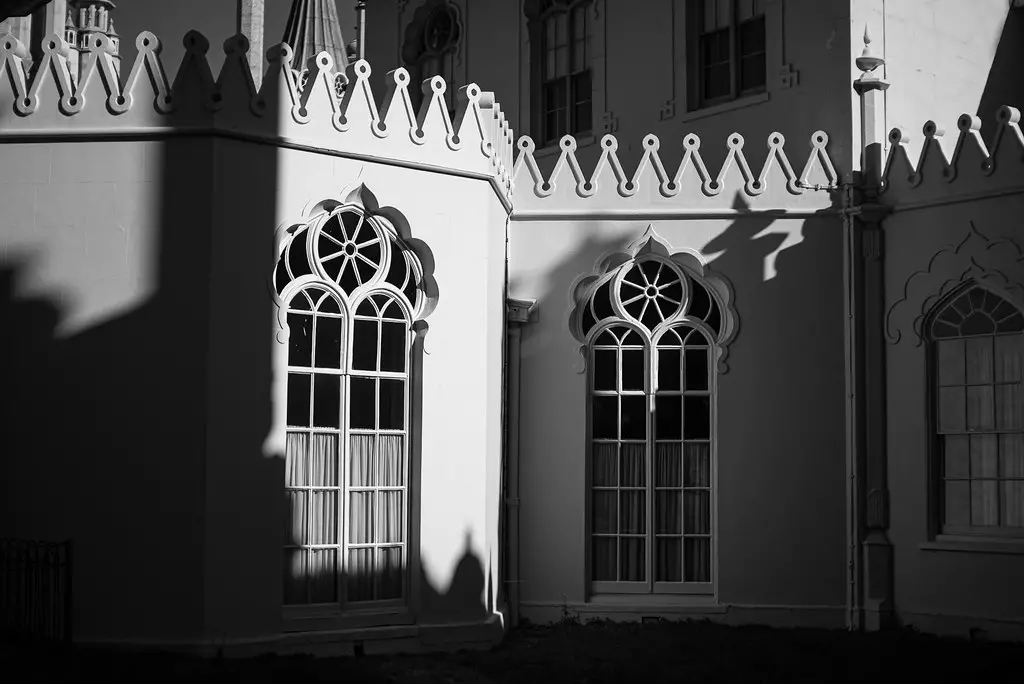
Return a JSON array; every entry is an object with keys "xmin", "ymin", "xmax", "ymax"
[
  {"xmin": 673, "ymin": 0, "xmax": 786, "ymax": 121},
  {"xmin": 401, "ymin": 0, "xmax": 465, "ymax": 114},
  {"xmin": 569, "ymin": 226, "xmax": 740, "ymax": 373},
  {"xmin": 521, "ymin": 0, "xmax": 607, "ymax": 155},
  {"xmin": 925, "ymin": 282, "xmax": 1024, "ymax": 541},
  {"xmin": 269, "ymin": 185, "xmax": 437, "ymax": 620},
  {"xmin": 570, "ymin": 227, "xmax": 738, "ymax": 597}
]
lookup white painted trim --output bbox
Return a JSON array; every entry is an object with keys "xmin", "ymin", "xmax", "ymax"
[{"xmin": 512, "ymin": 208, "xmax": 841, "ymax": 221}]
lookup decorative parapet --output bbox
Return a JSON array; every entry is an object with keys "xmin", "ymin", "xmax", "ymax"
[
  {"xmin": 881, "ymin": 106, "xmax": 1024, "ymax": 204},
  {"xmin": 0, "ymin": 30, "xmax": 514, "ymax": 204},
  {"xmin": 511, "ymin": 130, "xmax": 839, "ymax": 214}
]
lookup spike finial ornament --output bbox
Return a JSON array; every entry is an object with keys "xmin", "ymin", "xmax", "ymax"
[{"xmin": 855, "ymin": 24, "xmax": 885, "ymax": 74}]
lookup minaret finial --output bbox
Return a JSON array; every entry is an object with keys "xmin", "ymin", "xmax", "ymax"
[{"xmin": 855, "ymin": 23, "xmax": 885, "ymax": 74}]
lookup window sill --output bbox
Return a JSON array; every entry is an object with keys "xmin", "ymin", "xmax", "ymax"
[
  {"xmin": 681, "ymin": 92, "xmax": 770, "ymax": 123},
  {"xmin": 919, "ymin": 536, "xmax": 1024, "ymax": 555},
  {"xmin": 534, "ymin": 133, "xmax": 597, "ymax": 158},
  {"xmin": 584, "ymin": 594, "xmax": 723, "ymax": 612}
]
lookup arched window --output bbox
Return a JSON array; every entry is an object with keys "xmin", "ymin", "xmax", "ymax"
[
  {"xmin": 274, "ymin": 204, "xmax": 425, "ymax": 607},
  {"xmin": 582, "ymin": 257, "xmax": 723, "ymax": 593},
  {"xmin": 929, "ymin": 284, "xmax": 1024, "ymax": 535},
  {"xmin": 402, "ymin": 0, "xmax": 462, "ymax": 115},
  {"xmin": 525, "ymin": 0, "xmax": 593, "ymax": 148}
]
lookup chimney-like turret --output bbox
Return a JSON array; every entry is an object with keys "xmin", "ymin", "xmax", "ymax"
[{"xmin": 282, "ymin": 0, "xmax": 349, "ymax": 74}]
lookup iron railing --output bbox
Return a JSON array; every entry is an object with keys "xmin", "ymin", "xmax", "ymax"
[{"xmin": 0, "ymin": 538, "xmax": 72, "ymax": 644}]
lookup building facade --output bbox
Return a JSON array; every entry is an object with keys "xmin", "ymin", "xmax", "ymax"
[{"xmin": 0, "ymin": 0, "xmax": 1022, "ymax": 654}]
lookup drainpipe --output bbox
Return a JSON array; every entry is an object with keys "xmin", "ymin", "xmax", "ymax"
[
  {"xmin": 355, "ymin": 0, "xmax": 366, "ymax": 61},
  {"xmin": 505, "ymin": 297, "xmax": 536, "ymax": 628},
  {"xmin": 841, "ymin": 179, "xmax": 862, "ymax": 632}
]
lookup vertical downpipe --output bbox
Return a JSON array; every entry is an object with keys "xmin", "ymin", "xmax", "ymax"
[{"xmin": 842, "ymin": 181, "xmax": 861, "ymax": 632}]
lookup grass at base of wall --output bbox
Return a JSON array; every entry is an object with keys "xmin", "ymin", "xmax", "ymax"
[{"xmin": 5, "ymin": 618, "xmax": 1024, "ymax": 683}]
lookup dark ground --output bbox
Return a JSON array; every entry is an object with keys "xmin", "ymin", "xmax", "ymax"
[{"xmin": 7, "ymin": 619, "xmax": 1023, "ymax": 683}]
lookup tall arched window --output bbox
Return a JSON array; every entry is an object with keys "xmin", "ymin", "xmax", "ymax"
[
  {"xmin": 580, "ymin": 255, "xmax": 726, "ymax": 594},
  {"xmin": 929, "ymin": 284, "xmax": 1024, "ymax": 536},
  {"xmin": 274, "ymin": 203, "xmax": 425, "ymax": 607}
]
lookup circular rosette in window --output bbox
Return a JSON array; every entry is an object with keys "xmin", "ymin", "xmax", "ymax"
[
  {"xmin": 312, "ymin": 209, "xmax": 387, "ymax": 295},
  {"xmin": 615, "ymin": 260, "xmax": 688, "ymax": 331}
]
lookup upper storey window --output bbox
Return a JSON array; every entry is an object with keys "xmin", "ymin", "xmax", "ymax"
[
  {"xmin": 929, "ymin": 285, "xmax": 1024, "ymax": 537},
  {"xmin": 526, "ymin": 0, "xmax": 593, "ymax": 148},
  {"xmin": 402, "ymin": 0, "xmax": 462, "ymax": 114},
  {"xmin": 687, "ymin": 0, "xmax": 766, "ymax": 110}
]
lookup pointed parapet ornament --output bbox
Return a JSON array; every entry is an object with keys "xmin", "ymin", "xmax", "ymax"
[{"xmin": 854, "ymin": 24, "xmax": 889, "ymax": 183}]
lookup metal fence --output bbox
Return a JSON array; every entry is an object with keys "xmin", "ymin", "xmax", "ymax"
[{"xmin": 0, "ymin": 538, "xmax": 72, "ymax": 644}]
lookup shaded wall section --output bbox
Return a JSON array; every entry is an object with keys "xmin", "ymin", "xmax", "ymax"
[
  {"xmin": 0, "ymin": 133, "xmax": 214, "ymax": 641},
  {"xmin": 507, "ymin": 206, "xmax": 848, "ymax": 618}
]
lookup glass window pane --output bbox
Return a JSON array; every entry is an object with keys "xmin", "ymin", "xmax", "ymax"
[
  {"xmin": 592, "ymin": 443, "xmax": 617, "ymax": 486},
  {"xmin": 656, "ymin": 395, "xmax": 682, "ymax": 440},
  {"xmin": 285, "ymin": 432, "xmax": 309, "ymax": 486},
  {"xmin": 716, "ymin": 0, "xmax": 731, "ymax": 26},
  {"xmin": 620, "ymin": 491, "xmax": 646, "ymax": 534},
  {"xmin": 655, "ymin": 443, "xmax": 683, "ymax": 487},
  {"xmin": 1001, "ymin": 434, "xmax": 1024, "ymax": 478},
  {"xmin": 349, "ymin": 492, "xmax": 374, "ymax": 544},
  {"xmin": 287, "ymin": 373, "xmax": 311, "ymax": 427},
  {"xmin": 283, "ymin": 549, "xmax": 307, "ymax": 604},
  {"xmin": 656, "ymin": 490, "xmax": 682, "ymax": 534},
  {"xmin": 379, "ymin": 547, "xmax": 404, "ymax": 600},
  {"xmin": 658, "ymin": 349, "xmax": 681, "ymax": 391},
  {"xmin": 621, "ymin": 349, "xmax": 645, "ymax": 391},
  {"xmin": 684, "ymin": 490, "xmax": 711, "ymax": 534},
  {"xmin": 703, "ymin": 0, "xmax": 716, "ymax": 32},
  {"xmin": 996, "ymin": 384, "xmax": 1022, "ymax": 430},
  {"xmin": 684, "ymin": 537, "xmax": 710, "ymax": 582},
  {"xmin": 592, "ymin": 491, "xmax": 617, "ymax": 533},
  {"xmin": 739, "ymin": 52, "xmax": 765, "ymax": 92},
  {"xmin": 966, "ymin": 386, "xmax": 994, "ymax": 431},
  {"xmin": 350, "ymin": 434, "xmax": 375, "ymax": 486},
  {"xmin": 555, "ymin": 12, "xmax": 568, "ymax": 44},
  {"xmin": 347, "ymin": 547, "xmax": 374, "ymax": 601},
  {"xmin": 379, "ymin": 491, "xmax": 404, "ymax": 543},
  {"xmin": 285, "ymin": 490, "xmax": 306, "ymax": 544},
  {"xmin": 310, "ymin": 433, "xmax": 338, "ymax": 486},
  {"xmin": 288, "ymin": 313, "xmax": 313, "ymax": 366},
  {"xmin": 353, "ymin": 319, "xmax": 378, "ymax": 371},
  {"xmin": 555, "ymin": 45, "xmax": 570, "ymax": 77},
  {"xmin": 937, "ymin": 387, "xmax": 965, "ymax": 433},
  {"xmin": 683, "ymin": 396, "xmax": 711, "ymax": 440},
  {"xmin": 380, "ymin": 321, "xmax": 407, "ymax": 373},
  {"xmin": 937, "ymin": 339, "xmax": 966, "ymax": 386},
  {"xmin": 312, "ymin": 374, "xmax": 341, "ymax": 428},
  {"xmin": 309, "ymin": 491, "xmax": 338, "ymax": 545},
  {"xmin": 620, "ymin": 444, "xmax": 646, "ymax": 486},
  {"xmin": 621, "ymin": 395, "xmax": 647, "ymax": 440},
  {"xmin": 377, "ymin": 434, "xmax": 405, "ymax": 487},
  {"xmin": 995, "ymin": 335, "xmax": 1023, "ymax": 382},
  {"xmin": 1002, "ymin": 480, "xmax": 1024, "ymax": 528},
  {"xmin": 379, "ymin": 378, "xmax": 405, "ymax": 430},
  {"xmin": 684, "ymin": 443, "xmax": 711, "ymax": 487},
  {"xmin": 619, "ymin": 537, "xmax": 645, "ymax": 582},
  {"xmin": 943, "ymin": 435, "xmax": 969, "ymax": 478},
  {"xmin": 656, "ymin": 537, "xmax": 682, "ymax": 582},
  {"xmin": 592, "ymin": 396, "xmax": 618, "ymax": 439},
  {"xmin": 944, "ymin": 480, "xmax": 970, "ymax": 527},
  {"xmin": 592, "ymin": 537, "xmax": 616, "ymax": 581},
  {"xmin": 965, "ymin": 337, "xmax": 994, "ymax": 384},
  {"xmin": 685, "ymin": 348, "xmax": 709, "ymax": 390},
  {"xmin": 594, "ymin": 349, "xmax": 617, "ymax": 391},
  {"xmin": 971, "ymin": 480, "xmax": 999, "ymax": 526},
  {"xmin": 350, "ymin": 377, "xmax": 376, "ymax": 429},
  {"xmin": 314, "ymin": 316, "xmax": 342, "ymax": 369},
  {"xmin": 970, "ymin": 435, "xmax": 998, "ymax": 478}
]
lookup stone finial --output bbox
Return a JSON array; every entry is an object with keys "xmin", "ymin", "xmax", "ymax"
[{"xmin": 855, "ymin": 24, "xmax": 885, "ymax": 74}]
